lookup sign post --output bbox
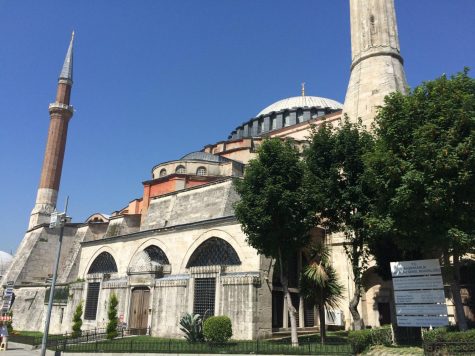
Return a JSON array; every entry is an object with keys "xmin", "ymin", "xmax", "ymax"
[{"xmin": 391, "ymin": 259, "xmax": 448, "ymax": 328}]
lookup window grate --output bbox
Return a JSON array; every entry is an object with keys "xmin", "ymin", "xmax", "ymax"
[
  {"xmin": 145, "ymin": 245, "xmax": 169, "ymax": 265},
  {"xmin": 193, "ymin": 278, "xmax": 216, "ymax": 318},
  {"xmin": 88, "ymin": 252, "xmax": 118, "ymax": 274},
  {"xmin": 84, "ymin": 282, "xmax": 100, "ymax": 320},
  {"xmin": 186, "ymin": 237, "xmax": 241, "ymax": 268}
]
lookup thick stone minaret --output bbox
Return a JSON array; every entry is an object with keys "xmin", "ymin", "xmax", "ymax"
[
  {"xmin": 343, "ymin": 0, "xmax": 407, "ymax": 128},
  {"xmin": 29, "ymin": 32, "xmax": 75, "ymax": 229}
]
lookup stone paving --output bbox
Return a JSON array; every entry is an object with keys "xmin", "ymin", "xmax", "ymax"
[{"xmin": 0, "ymin": 342, "xmax": 55, "ymax": 355}]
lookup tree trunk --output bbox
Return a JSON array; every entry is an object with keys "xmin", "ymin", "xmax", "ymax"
[
  {"xmin": 318, "ymin": 304, "xmax": 326, "ymax": 345},
  {"xmin": 349, "ymin": 288, "xmax": 363, "ymax": 330},
  {"xmin": 450, "ymin": 253, "xmax": 468, "ymax": 331},
  {"xmin": 278, "ymin": 249, "xmax": 299, "ymax": 347}
]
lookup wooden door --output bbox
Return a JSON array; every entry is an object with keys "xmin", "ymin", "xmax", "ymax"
[{"xmin": 129, "ymin": 287, "xmax": 150, "ymax": 334}]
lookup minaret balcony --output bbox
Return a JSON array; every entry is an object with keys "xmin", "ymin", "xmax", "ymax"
[{"xmin": 48, "ymin": 102, "xmax": 74, "ymax": 115}]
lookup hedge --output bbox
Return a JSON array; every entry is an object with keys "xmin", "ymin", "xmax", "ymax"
[
  {"xmin": 424, "ymin": 328, "xmax": 475, "ymax": 343},
  {"xmin": 348, "ymin": 325, "xmax": 393, "ymax": 353},
  {"xmin": 203, "ymin": 316, "xmax": 233, "ymax": 343},
  {"xmin": 423, "ymin": 328, "xmax": 475, "ymax": 354}
]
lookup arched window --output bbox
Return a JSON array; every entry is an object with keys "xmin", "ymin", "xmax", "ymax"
[
  {"xmin": 296, "ymin": 109, "xmax": 304, "ymax": 123},
  {"xmin": 159, "ymin": 168, "xmax": 167, "ymax": 177},
  {"xmin": 283, "ymin": 111, "xmax": 290, "ymax": 127},
  {"xmin": 176, "ymin": 165, "xmax": 186, "ymax": 174},
  {"xmin": 129, "ymin": 245, "xmax": 170, "ymax": 274},
  {"xmin": 196, "ymin": 167, "xmax": 207, "ymax": 176},
  {"xmin": 186, "ymin": 237, "xmax": 241, "ymax": 268},
  {"xmin": 271, "ymin": 115, "xmax": 277, "ymax": 130},
  {"xmin": 87, "ymin": 252, "xmax": 118, "ymax": 274}
]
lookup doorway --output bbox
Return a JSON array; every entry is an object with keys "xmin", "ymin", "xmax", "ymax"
[{"xmin": 129, "ymin": 287, "xmax": 150, "ymax": 335}]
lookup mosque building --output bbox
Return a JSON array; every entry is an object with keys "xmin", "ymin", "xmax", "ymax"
[{"xmin": 4, "ymin": 0, "xmax": 459, "ymax": 338}]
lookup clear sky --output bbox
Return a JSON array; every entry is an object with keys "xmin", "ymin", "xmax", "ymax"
[{"xmin": 0, "ymin": 0, "xmax": 474, "ymax": 254}]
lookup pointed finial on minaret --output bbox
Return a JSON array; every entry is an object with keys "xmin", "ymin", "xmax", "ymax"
[
  {"xmin": 301, "ymin": 82, "xmax": 305, "ymax": 97},
  {"xmin": 59, "ymin": 31, "xmax": 74, "ymax": 84}
]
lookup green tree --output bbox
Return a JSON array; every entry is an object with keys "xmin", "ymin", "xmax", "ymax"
[
  {"xmin": 304, "ymin": 119, "xmax": 374, "ymax": 330},
  {"xmin": 106, "ymin": 293, "xmax": 119, "ymax": 339},
  {"xmin": 71, "ymin": 301, "xmax": 83, "ymax": 338},
  {"xmin": 365, "ymin": 69, "xmax": 475, "ymax": 331},
  {"xmin": 300, "ymin": 243, "xmax": 344, "ymax": 344},
  {"xmin": 234, "ymin": 138, "xmax": 315, "ymax": 346}
]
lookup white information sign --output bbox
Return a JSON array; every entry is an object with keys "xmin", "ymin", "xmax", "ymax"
[
  {"xmin": 390, "ymin": 259, "xmax": 441, "ymax": 277},
  {"xmin": 396, "ymin": 304, "xmax": 448, "ymax": 316},
  {"xmin": 392, "ymin": 275, "xmax": 443, "ymax": 290},
  {"xmin": 394, "ymin": 289, "xmax": 445, "ymax": 304},
  {"xmin": 391, "ymin": 259, "xmax": 448, "ymax": 327},
  {"xmin": 397, "ymin": 315, "xmax": 449, "ymax": 327}
]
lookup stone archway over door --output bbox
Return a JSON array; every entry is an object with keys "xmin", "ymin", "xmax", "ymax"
[{"xmin": 129, "ymin": 287, "xmax": 150, "ymax": 334}]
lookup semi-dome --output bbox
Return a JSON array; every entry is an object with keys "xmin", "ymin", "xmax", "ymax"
[
  {"xmin": 257, "ymin": 96, "xmax": 343, "ymax": 117},
  {"xmin": 0, "ymin": 251, "xmax": 13, "ymax": 276},
  {"xmin": 180, "ymin": 151, "xmax": 230, "ymax": 163}
]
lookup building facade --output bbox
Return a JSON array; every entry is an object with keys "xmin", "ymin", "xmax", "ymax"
[{"xmin": 3, "ymin": 0, "xmax": 447, "ymax": 339}]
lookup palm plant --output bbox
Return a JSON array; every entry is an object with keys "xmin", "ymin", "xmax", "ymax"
[
  {"xmin": 300, "ymin": 242, "xmax": 344, "ymax": 344},
  {"xmin": 179, "ymin": 313, "xmax": 204, "ymax": 342}
]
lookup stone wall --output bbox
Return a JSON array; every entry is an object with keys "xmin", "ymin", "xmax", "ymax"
[
  {"xmin": 141, "ymin": 180, "xmax": 238, "ymax": 231},
  {"xmin": 152, "ymin": 277, "xmax": 189, "ymax": 338}
]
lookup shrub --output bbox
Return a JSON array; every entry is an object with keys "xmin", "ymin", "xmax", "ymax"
[
  {"xmin": 424, "ymin": 328, "xmax": 475, "ymax": 354},
  {"xmin": 71, "ymin": 301, "xmax": 83, "ymax": 338},
  {"xmin": 6, "ymin": 311, "xmax": 13, "ymax": 334},
  {"xmin": 203, "ymin": 316, "xmax": 232, "ymax": 343},
  {"xmin": 106, "ymin": 293, "xmax": 119, "ymax": 340},
  {"xmin": 424, "ymin": 328, "xmax": 475, "ymax": 343},
  {"xmin": 349, "ymin": 325, "xmax": 392, "ymax": 353},
  {"xmin": 179, "ymin": 313, "xmax": 204, "ymax": 342}
]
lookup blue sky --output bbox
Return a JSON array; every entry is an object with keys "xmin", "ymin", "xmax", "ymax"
[{"xmin": 0, "ymin": 0, "xmax": 474, "ymax": 254}]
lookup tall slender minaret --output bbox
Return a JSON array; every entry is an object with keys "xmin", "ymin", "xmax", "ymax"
[
  {"xmin": 29, "ymin": 32, "xmax": 75, "ymax": 229},
  {"xmin": 343, "ymin": 0, "xmax": 407, "ymax": 128}
]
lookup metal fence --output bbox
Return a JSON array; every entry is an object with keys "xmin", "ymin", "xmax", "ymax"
[
  {"xmin": 10, "ymin": 328, "xmax": 352, "ymax": 354},
  {"xmin": 9, "ymin": 327, "xmax": 150, "ymax": 348},
  {"xmin": 424, "ymin": 341, "xmax": 475, "ymax": 356},
  {"xmin": 57, "ymin": 339, "xmax": 353, "ymax": 354}
]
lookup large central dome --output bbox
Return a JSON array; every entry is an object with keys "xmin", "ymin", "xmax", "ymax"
[
  {"xmin": 228, "ymin": 94, "xmax": 343, "ymax": 140},
  {"xmin": 257, "ymin": 96, "xmax": 343, "ymax": 117}
]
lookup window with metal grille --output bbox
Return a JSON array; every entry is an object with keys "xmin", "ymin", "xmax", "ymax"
[
  {"xmin": 193, "ymin": 277, "xmax": 215, "ymax": 318},
  {"xmin": 176, "ymin": 165, "xmax": 186, "ymax": 174},
  {"xmin": 196, "ymin": 167, "xmax": 207, "ymax": 176},
  {"xmin": 87, "ymin": 252, "xmax": 118, "ymax": 274},
  {"xmin": 144, "ymin": 245, "xmax": 169, "ymax": 264},
  {"xmin": 84, "ymin": 282, "xmax": 100, "ymax": 320},
  {"xmin": 186, "ymin": 237, "xmax": 241, "ymax": 268}
]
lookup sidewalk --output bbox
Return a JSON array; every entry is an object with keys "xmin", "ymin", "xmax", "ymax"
[{"xmin": 1, "ymin": 342, "xmax": 56, "ymax": 356}]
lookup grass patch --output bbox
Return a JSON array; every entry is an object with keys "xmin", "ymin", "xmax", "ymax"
[{"xmin": 363, "ymin": 344, "xmax": 423, "ymax": 355}]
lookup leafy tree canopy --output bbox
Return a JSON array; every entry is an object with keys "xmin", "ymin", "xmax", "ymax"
[
  {"xmin": 234, "ymin": 138, "xmax": 315, "ymax": 261},
  {"xmin": 365, "ymin": 69, "xmax": 475, "ymax": 271}
]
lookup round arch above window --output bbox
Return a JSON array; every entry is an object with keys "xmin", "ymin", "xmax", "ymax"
[
  {"xmin": 128, "ymin": 245, "xmax": 170, "ymax": 274},
  {"xmin": 176, "ymin": 165, "xmax": 186, "ymax": 174},
  {"xmin": 186, "ymin": 237, "xmax": 241, "ymax": 268},
  {"xmin": 159, "ymin": 168, "xmax": 167, "ymax": 177},
  {"xmin": 196, "ymin": 166, "xmax": 207, "ymax": 176},
  {"xmin": 88, "ymin": 252, "xmax": 118, "ymax": 274}
]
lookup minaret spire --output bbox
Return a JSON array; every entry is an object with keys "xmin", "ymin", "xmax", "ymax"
[
  {"xmin": 342, "ymin": 0, "xmax": 407, "ymax": 128},
  {"xmin": 29, "ymin": 34, "xmax": 75, "ymax": 229},
  {"xmin": 59, "ymin": 31, "xmax": 74, "ymax": 84}
]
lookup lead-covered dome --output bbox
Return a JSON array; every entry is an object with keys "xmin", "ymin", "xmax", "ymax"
[
  {"xmin": 257, "ymin": 96, "xmax": 343, "ymax": 117},
  {"xmin": 228, "ymin": 94, "xmax": 343, "ymax": 140}
]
